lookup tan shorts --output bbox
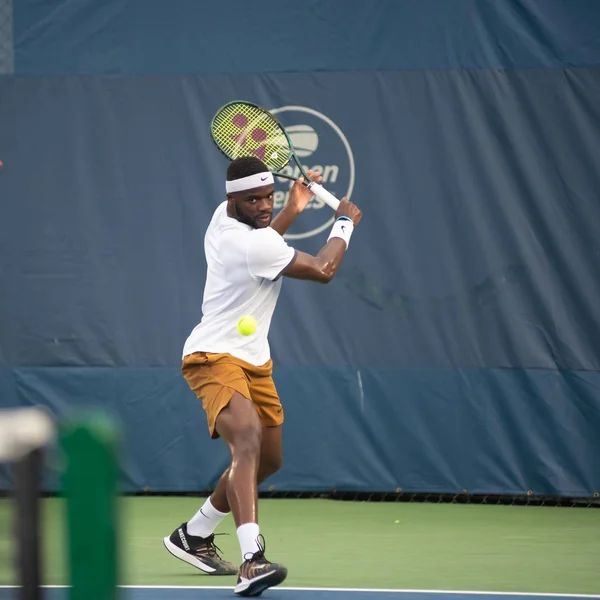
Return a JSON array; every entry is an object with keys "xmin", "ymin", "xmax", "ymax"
[{"xmin": 182, "ymin": 352, "xmax": 284, "ymax": 439}]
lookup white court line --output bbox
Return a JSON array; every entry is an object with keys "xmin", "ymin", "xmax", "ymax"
[
  {"xmin": 1, "ymin": 586, "xmax": 597, "ymax": 597},
  {"xmin": 122, "ymin": 587, "xmax": 600, "ymax": 597}
]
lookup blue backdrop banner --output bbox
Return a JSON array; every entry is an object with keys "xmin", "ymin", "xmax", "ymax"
[{"xmin": 1, "ymin": 0, "xmax": 599, "ymax": 495}]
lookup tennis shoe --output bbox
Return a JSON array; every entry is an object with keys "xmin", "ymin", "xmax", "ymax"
[
  {"xmin": 234, "ymin": 535, "xmax": 287, "ymax": 596},
  {"xmin": 163, "ymin": 522, "xmax": 237, "ymax": 575}
]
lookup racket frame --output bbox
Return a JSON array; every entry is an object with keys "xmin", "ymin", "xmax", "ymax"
[{"xmin": 210, "ymin": 100, "xmax": 340, "ymax": 210}]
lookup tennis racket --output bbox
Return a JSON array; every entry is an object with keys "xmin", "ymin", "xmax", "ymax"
[{"xmin": 210, "ymin": 100, "xmax": 341, "ymax": 211}]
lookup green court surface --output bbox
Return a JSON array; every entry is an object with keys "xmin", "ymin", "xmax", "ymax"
[{"xmin": 1, "ymin": 497, "xmax": 599, "ymax": 594}]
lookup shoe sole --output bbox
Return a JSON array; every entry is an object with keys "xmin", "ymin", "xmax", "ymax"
[
  {"xmin": 235, "ymin": 566, "xmax": 288, "ymax": 597},
  {"xmin": 163, "ymin": 536, "xmax": 236, "ymax": 575}
]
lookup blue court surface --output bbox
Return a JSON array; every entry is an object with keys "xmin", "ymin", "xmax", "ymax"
[{"xmin": 1, "ymin": 588, "xmax": 599, "ymax": 600}]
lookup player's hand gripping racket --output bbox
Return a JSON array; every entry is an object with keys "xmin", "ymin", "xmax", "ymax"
[{"xmin": 210, "ymin": 101, "xmax": 341, "ymax": 210}]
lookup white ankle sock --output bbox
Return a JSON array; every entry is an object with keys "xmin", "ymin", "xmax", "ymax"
[
  {"xmin": 186, "ymin": 497, "xmax": 229, "ymax": 538},
  {"xmin": 236, "ymin": 523, "xmax": 260, "ymax": 562}
]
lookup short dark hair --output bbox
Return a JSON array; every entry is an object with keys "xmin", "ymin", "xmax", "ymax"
[{"xmin": 227, "ymin": 156, "xmax": 269, "ymax": 181}]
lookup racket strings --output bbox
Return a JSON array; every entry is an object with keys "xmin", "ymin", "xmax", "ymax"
[{"xmin": 211, "ymin": 103, "xmax": 291, "ymax": 170}]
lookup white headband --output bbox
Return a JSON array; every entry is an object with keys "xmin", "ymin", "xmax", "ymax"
[{"xmin": 226, "ymin": 172, "xmax": 274, "ymax": 194}]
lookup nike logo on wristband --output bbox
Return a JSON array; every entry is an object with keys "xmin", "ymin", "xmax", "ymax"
[{"xmin": 260, "ymin": 176, "xmax": 268, "ymax": 181}]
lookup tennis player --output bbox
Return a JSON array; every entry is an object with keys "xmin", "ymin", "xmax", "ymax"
[{"xmin": 164, "ymin": 156, "xmax": 361, "ymax": 596}]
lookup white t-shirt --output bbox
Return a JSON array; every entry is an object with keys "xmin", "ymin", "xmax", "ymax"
[{"xmin": 183, "ymin": 201, "xmax": 296, "ymax": 366}]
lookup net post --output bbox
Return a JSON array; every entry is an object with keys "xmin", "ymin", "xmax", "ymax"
[
  {"xmin": 13, "ymin": 447, "xmax": 43, "ymax": 600},
  {"xmin": 61, "ymin": 413, "xmax": 120, "ymax": 600},
  {"xmin": 1, "ymin": 407, "xmax": 53, "ymax": 600}
]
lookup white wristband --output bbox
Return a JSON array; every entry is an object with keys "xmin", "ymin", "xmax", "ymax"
[{"xmin": 327, "ymin": 217, "xmax": 354, "ymax": 249}]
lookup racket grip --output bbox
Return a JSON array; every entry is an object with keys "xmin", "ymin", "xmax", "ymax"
[{"xmin": 309, "ymin": 182, "xmax": 340, "ymax": 211}]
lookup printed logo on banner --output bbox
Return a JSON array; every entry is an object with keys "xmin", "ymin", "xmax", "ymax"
[{"xmin": 270, "ymin": 106, "xmax": 355, "ymax": 240}]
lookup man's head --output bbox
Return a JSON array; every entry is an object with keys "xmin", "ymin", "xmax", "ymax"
[{"xmin": 226, "ymin": 157, "xmax": 275, "ymax": 229}]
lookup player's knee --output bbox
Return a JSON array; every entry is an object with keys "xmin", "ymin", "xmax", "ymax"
[
  {"xmin": 264, "ymin": 453, "xmax": 283, "ymax": 477},
  {"xmin": 232, "ymin": 423, "xmax": 262, "ymax": 457}
]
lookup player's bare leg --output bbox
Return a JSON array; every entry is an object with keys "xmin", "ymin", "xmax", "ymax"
[
  {"xmin": 162, "ymin": 394, "xmax": 256, "ymax": 575},
  {"xmin": 164, "ymin": 409, "xmax": 283, "ymax": 579},
  {"xmin": 210, "ymin": 424, "xmax": 283, "ymax": 513},
  {"xmin": 214, "ymin": 392, "xmax": 262, "ymax": 525},
  {"xmin": 214, "ymin": 395, "xmax": 287, "ymax": 596},
  {"xmin": 162, "ymin": 400, "xmax": 279, "ymax": 577}
]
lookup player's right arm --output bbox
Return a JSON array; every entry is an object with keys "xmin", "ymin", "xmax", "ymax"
[{"xmin": 283, "ymin": 198, "xmax": 362, "ymax": 284}]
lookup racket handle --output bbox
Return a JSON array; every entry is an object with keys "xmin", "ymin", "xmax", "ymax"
[{"xmin": 308, "ymin": 182, "xmax": 340, "ymax": 211}]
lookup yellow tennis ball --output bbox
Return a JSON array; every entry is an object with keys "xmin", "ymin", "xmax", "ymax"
[{"xmin": 237, "ymin": 315, "xmax": 257, "ymax": 336}]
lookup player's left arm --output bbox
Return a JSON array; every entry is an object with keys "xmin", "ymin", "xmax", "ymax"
[{"xmin": 269, "ymin": 170, "xmax": 323, "ymax": 236}]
